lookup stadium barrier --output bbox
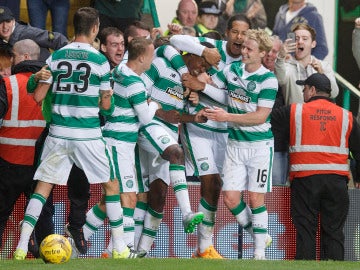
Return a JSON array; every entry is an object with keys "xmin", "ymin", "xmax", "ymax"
[{"xmin": 1, "ymin": 184, "xmax": 360, "ymax": 260}]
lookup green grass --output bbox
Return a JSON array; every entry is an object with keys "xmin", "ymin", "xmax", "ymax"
[{"xmin": 0, "ymin": 258, "xmax": 359, "ymax": 270}]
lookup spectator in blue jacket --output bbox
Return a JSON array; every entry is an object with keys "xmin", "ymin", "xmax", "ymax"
[{"xmin": 272, "ymin": 0, "xmax": 328, "ymax": 60}]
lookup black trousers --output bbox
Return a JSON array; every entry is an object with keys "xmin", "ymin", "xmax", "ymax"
[
  {"xmin": 291, "ymin": 174, "xmax": 349, "ymax": 260},
  {"xmin": 67, "ymin": 165, "xmax": 90, "ymax": 230},
  {"xmin": 0, "ymin": 157, "xmax": 54, "ymax": 248}
]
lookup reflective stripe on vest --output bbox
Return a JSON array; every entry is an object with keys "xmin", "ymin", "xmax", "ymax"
[
  {"xmin": 0, "ymin": 73, "xmax": 45, "ymax": 165},
  {"xmin": 1, "ymin": 76, "xmax": 45, "ymax": 128},
  {"xmin": 195, "ymin": 24, "xmax": 211, "ymax": 36},
  {"xmin": 289, "ymin": 101, "xmax": 351, "ymax": 177},
  {"xmin": 0, "ymin": 137, "xmax": 37, "ymax": 146}
]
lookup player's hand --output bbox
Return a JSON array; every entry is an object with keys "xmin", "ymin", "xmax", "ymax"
[
  {"xmin": 197, "ymin": 72, "xmax": 212, "ymax": 84},
  {"xmin": 102, "ymin": 89, "xmax": 113, "ymax": 98},
  {"xmin": 183, "ymin": 87, "xmax": 191, "ymax": 98},
  {"xmin": 156, "ymin": 109, "xmax": 181, "ymax": 124},
  {"xmin": 188, "ymin": 91, "xmax": 199, "ymax": 106},
  {"xmin": 194, "ymin": 108, "xmax": 207, "ymax": 123},
  {"xmin": 182, "ymin": 73, "xmax": 205, "ymax": 91},
  {"xmin": 151, "ymin": 27, "xmax": 163, "ymax": 40},
  {"xmin": 35, "ymin": 65, "xmax": 51, "ymax": 82},
  {"xmin": 204, "ymin": 106, "xmax": 228, "ymax": 122},
  {"xmin": 202, "ymin": 47, "xmax": 220, "ymax": 69}
]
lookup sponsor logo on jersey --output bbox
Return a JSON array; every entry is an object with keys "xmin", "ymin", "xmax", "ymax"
[
  {"xmin": 166, "ymin": 85, "xmax": 183, "ymax": 101},
  {"xmin": 229, "ymin": 91, "xmax": 250, "ymax": 103}
]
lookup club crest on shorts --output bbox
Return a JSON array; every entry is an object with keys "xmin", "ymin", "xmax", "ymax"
[
  {"xmin": 200, "ymin": 162, "xmax": 209, "ymax": 171},
  {"xmin": 126, "ymin": 180, "xmax": 134, "ymax": 188},
  {"xmin": 161, "ymin": 137, "xmax": 170, "ymax": 144}
]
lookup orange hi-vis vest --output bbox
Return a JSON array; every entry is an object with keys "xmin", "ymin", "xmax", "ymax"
[
  {"xmin": 289, "ymin": 98, "xmax": 353, "ymax": 180},
  {"xmin": 0, "ymin": 73, "xmax": 46, "ymax": 165}
]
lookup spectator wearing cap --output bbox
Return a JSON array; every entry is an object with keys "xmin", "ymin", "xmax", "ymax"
[
  {"xmin": 194, "ymin": 1, "xmax": 222, "ymax": 37},
  {"xmin": 271, "ymin": 72, "xmax": 360, "ymax": 260},
  {"xmin": 0, "ymin": 0, "xmax": 20, "ymax": 21},
  {"xmin": 0, "ymin": 6, "xmax": 68, "ymax": 61}
]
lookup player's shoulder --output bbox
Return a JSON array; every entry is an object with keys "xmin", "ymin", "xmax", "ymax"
[
  {"xmin": 113, "ymin": 65, "xmax": 143, "ymax": 85},
  {"xmin": 52, "ymin": 43, "xmax": 107, "ymax": 64},
  {"xmin": 153, "ymin": 55, "xmax": 169, "ymax": 66}
]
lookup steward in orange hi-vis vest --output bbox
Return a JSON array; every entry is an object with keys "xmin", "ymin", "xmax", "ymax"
[
  {"xmin": 0, "ymin": 72, "xmax": 45, "ymax": 165},
  {"xmin": 289, "ymin": 98, "xmax": 353, "ymax": 180},
  {"xmin": 271, "ymin": 73, "xmax": 360, "ymax": 261}
]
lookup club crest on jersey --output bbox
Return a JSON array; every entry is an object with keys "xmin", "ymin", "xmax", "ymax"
[
  {"xmin": 166, "ymin": 85, "xmax": 183, "ymax": 101},
  {"xmin": 229, "ymin": 88, "xmax": 251, "ymax": 103},
  {"xmin": 247, "ymin": 81, "xmax": 256, "ymax": 92}
]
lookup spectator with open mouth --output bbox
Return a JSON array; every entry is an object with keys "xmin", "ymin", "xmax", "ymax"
[{"xmin": 274, "ymin": 23, "xmax": 338, "ymax": 106}]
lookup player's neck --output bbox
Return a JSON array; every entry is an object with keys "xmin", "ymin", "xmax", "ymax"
[
  {"xmin": 244, "ymin": 62, "xmax": 262, "ymax": 73},
  {"xmin": 126, "ymin": 61, "xmax": 143, "ymax": 75},
  {"xmin": 73, "ymin": 35, "xmax": 93, "ymax": 45}
]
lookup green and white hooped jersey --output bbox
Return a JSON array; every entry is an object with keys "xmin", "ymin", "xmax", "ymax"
[
  {"xmin": 102, "ymin": 64, "xmax": 148, "ymax": 144},
  {"xmin": 141, "ymin": 56, "xmax": 185, "ymax": 134},
  {"xmin": 155, "ymin": 45, "xmax": 188, "ymax": 76},
  {"xmin": 47, "ymin": 42, "xmax": 111, "ymax": 140},
  {"xmin": 191, "ymin": 37, "xmax": 241, "ymax": 132},
  {"xmin": 212, "ymin": 62, "xmax": 278, "ymax": 148}
]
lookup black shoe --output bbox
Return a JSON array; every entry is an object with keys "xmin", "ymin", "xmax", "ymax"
[
  {"xmin": 64, "ymin": 223, "xmax": 87, "ymax": 254},
  {"xmin": 28, "ymin": 231, "xmax": 40, "ymax": 258}
]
